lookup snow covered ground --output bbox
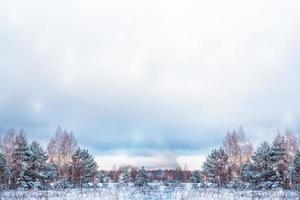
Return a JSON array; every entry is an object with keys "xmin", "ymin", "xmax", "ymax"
[{"xmin": 1, "ymin": 185, "xmax": 299, "ymax": 200}]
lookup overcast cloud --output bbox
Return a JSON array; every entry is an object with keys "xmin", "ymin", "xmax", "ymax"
[{"xmin": 0, "ymin": 0, "xmax": 300, "ymax": 169}]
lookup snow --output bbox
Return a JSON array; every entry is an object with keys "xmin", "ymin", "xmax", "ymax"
[{"xmin": 1, "ymin": 184, "xmax": 299, "ymax": 200}]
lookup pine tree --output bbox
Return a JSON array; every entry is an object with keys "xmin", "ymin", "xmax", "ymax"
[
  {"xmin": 44, "ymin": 161, "xmax": 59, "ymax": 187},
  {"xmin": 242, "ymin": 142, "xmax": 274, "ymax": 189},
  {"xmin": 270, "ymin": 134, "xmax": 289, "ymax": 189},
  {"xmin": 71, "ymin": 148, "xmax": 98, "ymax": 187},
  {"xmin": 241, "ymin": 162, "xmax": 255, "ymax": 186},
  {"xmin": 118, "ymin": 166, "xmax": 132, "ymax": 186},
  {"xmin": 97, "ymin": 170, "xmax": 109, "ymax": 185},
  {"xmin": 97, "ymin": 170, "xmax": 109, "ymax": 183},
  {"xmin": 292, "ymin": 151, "xmax": 300, "ymax": 188},
  {"xmin": 134, "ymin": 166, "xmax": 149, "ymax": 187},
  {"xmin": 0, "ymin": 152, "xmax": 8, "ymax": 188},
  {"xmin": 27, "ymin": 141, "xmax": 49, "ymax": 189},
  {"xmin": 11, "ymin": 132, "xmax": 32, "ymax": 190},
  {"xmin": 202, "ymin": 148, "xmax": 229, "ymax": 188},
  {"xmin": 202, "ymin": 148, "xmax": 229, "ymax": 187},
  {"xmin": 191, "ymin": 170, "xmax": 202, "ymax": 188}
]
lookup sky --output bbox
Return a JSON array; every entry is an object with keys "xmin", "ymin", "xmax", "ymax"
[{"xmin": 0, "ymin": 0, "xmax": 300, "ymax": 170}]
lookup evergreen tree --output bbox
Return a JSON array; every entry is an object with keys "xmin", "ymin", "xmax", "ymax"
[
  {"xmin": 0, "ymin": 152, "xmax": 8, "ymax": 188},
  {"xmin": 191, "ymin": 170, "xmax": 202, "ymax": 188},
  {"xmin": 134, "ymin": 166, "xmax": 149, "ymax": 187},
  {"xmin": 270, "ymin": 134, "xmax": 289, "ymax": 189},
  {"xmin": 241, "ymin": 162, "xmax": 255, "ymax": 186},
  {"xmin": 71, "ymin": 148, "xmax": 98, "ymax": 187},
  {"xmin": 202, "ymin": 148, "xmax": 229, "ymax": 188},
  {"xmin": 292, "ymin": 151, "xmax": 300, "ymax": 188},
  {"xmin": 27, "ymin": 141, "xmax": 49, "ymax": 189},
  {"xmin": 45, "ymin": 161, "xmax": 59, "ymax": 184},
  {"xmin": 118, "ymin": 166, "xmax": 132, "ymax": 186},
  {"xmin": 11, "ymin": 132, "xmax": 32, "ymax": 190},
  {"xmin": 97, "ymin": 170, "xmax": 109, "ymax": 185},
  {"xmin": 242, "ymin": 142, "xmax": 274, "ymax": 189}
]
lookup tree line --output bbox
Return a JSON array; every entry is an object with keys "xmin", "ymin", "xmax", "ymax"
[
  {"xmin": 196, "ymin": 127, "xmax": 300, "ymax": 190},
  {"xmin": 0, "ymin": 127, "xmax": 152, "ymax": 190},
  {"xmin": 1, "ymin": 126, "xmax": 300, "ymax": 191}
]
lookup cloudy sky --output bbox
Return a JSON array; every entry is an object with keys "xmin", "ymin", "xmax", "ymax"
[{"xmin": 0, "ymin": 0, "xmax": 300, "ymax": 169}]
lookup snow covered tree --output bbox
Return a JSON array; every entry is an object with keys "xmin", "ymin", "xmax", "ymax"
[
  {"xmin": 97, "ymin": 170, "xmax": 109, "ymax": 184},
  {"xmin": 134, "ymin": 166, "xmax": 149, "ymax": 187},
  {"xmin": 11, "ymin": 132, "xmax": 32, "ymax": 190},
  {"xmin": 241, "ymin": 161, "xmax": 255, "ymax": 185},
  {"xmin": 118, "ymin": 166, "xmax": 132, "ymax": 186},
  {"xmin": 71, "ymin": 148, "xmax": 98, "ymax": 187},
  {"xmin": 191, "ymin": 170, "xmax": 202, "ymax": 188},
  {"xmin": 202, "ymin": 148, "xmax": 229, "ymax": 188},
  {"xmin": 242, "ymin": 141, "xmax": 274, "ymax": 189},
  {"xmin": 270, "ymin": 134, "xmax": 289, "ymax": 189},
  {"xmin": 292, "ymin": 151, "xmax": 300, "ymax": 189},
  {"xmin": 45, "ymin": 161, "xmax": 59, "ymax": 184},
  {"xmin": 27, "ymin": 141, "xmax": 49, "ymax": 189},
  {"xmin": 0, "ymin": 152, "xmax": 8, "ymax": 188}
]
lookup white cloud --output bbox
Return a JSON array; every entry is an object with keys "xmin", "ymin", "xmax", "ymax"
[{"xmin": 0, "ymin": 0, "xmax": 300, "ymax": 163}]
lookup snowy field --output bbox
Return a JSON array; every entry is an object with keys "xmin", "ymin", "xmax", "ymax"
[{"xmin": 1, "ymin": 186, "xmax": 299, "ymax": 200}]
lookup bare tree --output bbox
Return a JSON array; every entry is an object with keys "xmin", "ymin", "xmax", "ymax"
[
  {"xmin": 284, "ymin": 129, "xmax": 298, "ymax": 163},
  {"xmin": 223, "ymin": 127, "xmax": 253, "ymax": 178},
  {"xmin": 282, "ymin": 129, "xmax": 298, "ymax": 188},
  {"xmin": 47, "ymin": 126, "xmax": 77, "ymax": 179},
  {"xmin": 1, "ymin": 128, "xmax": 17, "ymax": 187},
  {"xmin": 1, "ymin": 128, "xmax": 17, "ymax": 164}
]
